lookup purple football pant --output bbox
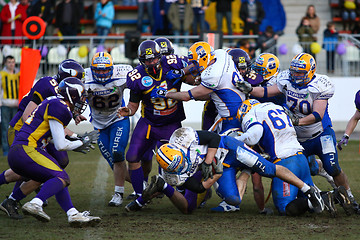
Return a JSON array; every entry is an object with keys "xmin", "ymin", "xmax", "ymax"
[
  {"xmin": 126, "ymin": 117, "xmax": 182, "ymax": 163},
  {"xmin": 8, "ymin": 144, "xmax": 70, "ymax": 184}
]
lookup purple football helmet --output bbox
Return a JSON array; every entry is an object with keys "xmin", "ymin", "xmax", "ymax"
[
  {"xmin": 58, "ymin": 77, "xmax": 87, "ymax": 114},
  {"xmin": 56, "ymin": 59, "xmax": 84, "ymax": 83},
  {"xmin": 228, "ymin": 49, "xmax": 251, "ymax": 77},
  {"xmin": 138, "ymin": 40, "xmax": 162, "ymax": 77},
  {"xmin": 355, "ymin": 90, "xmax": 360, "ymax": 110},
  {"xmin": 154, "ymin": 37, "xmax": 175, "ymax": 56}
]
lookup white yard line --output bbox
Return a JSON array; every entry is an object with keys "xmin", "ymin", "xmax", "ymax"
[{"xmin": 85, "ymin": 156, "xmax": 108, "ymax": 239}]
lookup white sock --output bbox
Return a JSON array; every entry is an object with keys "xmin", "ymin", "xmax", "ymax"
[
  {"xmin": 8, "ymin": 193, "xmax": 16, "ymax": 201},
  {"xmin": 300, "ymin": 184, "xmax": 311, "ymax": 193},
  {"xmin": 30, "ymin": 198, "xmax": 43, "ymax": 206},
  {"xmin": 163, "ymin": 182, "xmax": 168, "ymax": 190},
  {"xmin": 347, "ymin": 188, "xmax": 354, "ymax": 199},
  {"xmin": 66, "ymin": 207, "xmax": 79, "ymax": 217},
  {"xmin": 115, "ymin": 186, "xmax": 124, "ymax": 194}
]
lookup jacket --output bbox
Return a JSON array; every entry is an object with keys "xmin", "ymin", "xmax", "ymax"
[
  {"xmin": 94, "ymin": 1, "xmax": 115, "ymax": 29},
  {"xmin": 167, "ymin": 2, "xmax": 194, "ymax": 31}
]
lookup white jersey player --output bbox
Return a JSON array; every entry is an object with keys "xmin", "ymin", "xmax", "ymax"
[
  {"xmin": 164, "ymin": 42, "xmax": 246, "ymax": 133},
  {"xmin": 236, "ymin": 52, "xmax": 357, "ymax": 215},
  {"xmin": 84, "ymin": 52, "xmax": 133, "ymax": 207}
]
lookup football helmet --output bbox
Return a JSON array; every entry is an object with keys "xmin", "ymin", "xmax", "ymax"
[
  {"xmin": 251, "ymin": 53, "xmax": 280, "ymax": 81},
  {"xmin": 289, "ymin": 53, "xmax": 316, "ymax": 87},
  {"xmin": 138, "ymin": 40, "xmax": 162, "ymax": 77},
  {"xmin": 56, "ymin": 59, "xmax": 84, "ymax": 83},
  {"xmin": 90, "ymin": 52, "xmax": 114, "ymax": 83},
  {"xmin": 58, "ymin": 77, "xmax": 87, "ymax": 114},
  {"xmin": 154, "ymin": 37, "xmax": 174, "ymax": 56},
  {"xmin": 237, "ymin": 99, "xmax": 260, "ymax": 123},
  {"xmin": 228, "ymin": 48, "xmax": 251, "ymax": 77},
  {"xmin": 188, "ymin": 42, "xmax": 215, "ymax": 77},
  {"xmin": 156, "ymin": 143, "xmax": 191, "ymax": 175}
]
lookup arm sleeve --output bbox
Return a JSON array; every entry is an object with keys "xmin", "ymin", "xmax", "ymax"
[
  {"xmin": 49, "ymin": 120, "xmax": 83, "ymax": 151},
  {"xmin": 236, "ymin": 124, "xmax": 263, "ymax": 146},
  {"xmin": 196, "ymin": 130, "xmax": 221, "ymax": 148},
  {"xmin": 182, "ymin": 176, "xmax": 206, "ymax": 193},
  {"xmin": 129, "ymin": 89, "xmax": 142, "ymax": 103}
]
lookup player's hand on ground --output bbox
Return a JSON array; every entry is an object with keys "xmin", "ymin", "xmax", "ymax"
[{"xmin": 337, "ymin": 134, "xmax": 349, "ymax": 150}]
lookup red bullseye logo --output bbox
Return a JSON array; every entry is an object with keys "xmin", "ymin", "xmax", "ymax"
[{"xmin": 22, "ymin": 16, "xmax": 46, "ymax": 40}]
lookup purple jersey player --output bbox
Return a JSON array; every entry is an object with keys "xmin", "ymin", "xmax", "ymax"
[
  {"xmin": 0, "ymin": 59, "xmax": 85, "ymax": 219},
  {"xmin": 118, "ymin": 40, "xmax": 189, "ymax": 210},
  {"xmin": 7, "ymin": 77, "xmax": 100, "ymax": 226}
]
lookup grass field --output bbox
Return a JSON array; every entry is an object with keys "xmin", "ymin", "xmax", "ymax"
[{"xmin": 1, "ymin": 141, "xmax": 360, "ymax": 240}]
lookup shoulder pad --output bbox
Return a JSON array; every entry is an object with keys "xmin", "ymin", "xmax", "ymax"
[{"xmin": 308, "ymin": 74, "xmax": 334, "ymax": 98}]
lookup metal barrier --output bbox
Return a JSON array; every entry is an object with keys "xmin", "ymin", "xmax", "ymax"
[{"xmin": 1, "ymin": 34, "xmax": 360, "ymax": 78}]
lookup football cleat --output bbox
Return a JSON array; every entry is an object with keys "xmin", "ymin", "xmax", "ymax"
[
  {"xmin": 0, "ymin": 198, "xmax": 23, "ymax": 220},
  {"xmin": 321, "ymin": 191, "xmax": 337, "ymax": 218},
  {"xmin": 68, "ymin": 211, "xmax": 101, "ymax": 227},
  {"xmin": 349, "ymin": 197, "xmax": 360, "ymax": 214},
  {"xmin": 125, "ymin": 200, "xmax": 143, "ymax": 212},
  {"xmin": 108, "ymin": 193, "xmax": 123, "ymax": 207},
  {"xmin": 211, "ymin": 201, "xmax": 240, "ymax": 212},
  {"xmin": 142, "ymin": 175, "xmax": 165, "ymax": 202},
  {"xmin": 305, "ymin": 186, "xmax": 324, "ymax": 213},
  {"xmin": 126, "ymin": 191, "xmax": 139, "ymax": 200},
  {"xmin": 334, "ymin": 186, "xmax": 352, "ymax": 216},
  {"xmin": 22, "ymin": 202, "xmax": 50, "ymax": 222}
]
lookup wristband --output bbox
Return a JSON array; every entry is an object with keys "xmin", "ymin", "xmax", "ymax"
[
  {"xmin": 343, "ymin": 133, "xmax": 349, "ymax": 139},
  {"xmin": 188, "ymin": 90, "xmax": 195, "ymax": 100},
  {"xmin": 71, "ymin": 133, "xmax": 78, "ymax": 138},
  {"xmin": 312, "ymin": 111, "xmax": 322, "ymax": 122},
  {"xmin": 263, "ymin": 87, "xmax": 268, "ymax": 98}
]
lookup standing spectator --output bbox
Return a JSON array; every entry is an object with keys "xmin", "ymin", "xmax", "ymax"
[
  {"xmin": 209, "ymin": 0, "xmax": 233, "ymax": 37},
  {"xmin": 0, "ymin": 56, "xmax": 19, "ymax": 156},
  {"xmin": 191, "ymin": 0, "xmax": 207, "ymax": 35},
  {"xmin": 239, "ymin": 0, "xmax": 265, "ymax": 35},
  {"xmin": 340, "ymin": 0, "xmax": 359, "ymax": 31},
  {"xmin": 0, "ymin": 0, "xmax": 27, "ymax": 45},
  {"xmin": 168, "ymin": 0, "xmax": 193, "ymax": 45},
  {"xmin": 54, "ymin": 0, "xmax": 80, "ymax": 44},
  {"xmin": 122, "ymin": 0, "xmax": 136, "ymax": 6},
  {"xmin": 137, "ymin": 0, "xmax": 154, "ymax": 33},
  {"xmin": 323, "ymin": 22, "xmax": 339, "ymax": 74},
  {"xmin": 94, "ymin": 0, "xmax": 114, "ymax": 45},
  {"xmin": 304, "ymin": 5, "xmax": 320, "ymax": 37},
  {"xmin": 256, "ymin": 25, "xmax": 283, "ymax": 54},
  {"xmin": 27, "ymin": 0, "xmax": 54, "ymax": 35},
  {"xmin": 160, "ymin": 0, "xmax": 177, "ymax": 35},
  {"xmin": 296, "ymin": 17, "xmax": 316, "ymax": 56}
]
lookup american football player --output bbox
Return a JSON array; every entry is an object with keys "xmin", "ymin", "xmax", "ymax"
[{"xmin": 236, "ymin": 52, "xmax": 359, "ymax": 215}]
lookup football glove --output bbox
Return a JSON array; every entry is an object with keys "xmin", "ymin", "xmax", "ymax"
[
  {"xmin": 79, "ymin": 130, "xmax": 99, "ymax": 144},
  {"xmin": 212, "ymin": 157, "xmax": 223, "ymax": 175},
  {"xmin": 73, "ymin": 134, "xmax": 96, "ymax": 154},
  {"xmin": 283, "ymin": 107, "xmax": 300, "ymax": 126},
  {"xmin": 201, "ymin": 162, "xmax": 213, "ymax": 181},
  {"xmin": 337, "ymin": 134, "xmax": 349, "ymax": 151},
  {"xmin": 235, "ymin": 80, "xmax": 253, "ymax": 94},
  {"xmin": 150, "ymin": 87, "xmax": 168, "ymax": 99},
  {"xmin": 166, "ymin": 69, "xmax": 184, "ymax": 82}
]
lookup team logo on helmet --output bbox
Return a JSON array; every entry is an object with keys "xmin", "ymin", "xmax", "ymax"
[
  {"xmin": 196, "ymin": 46, "xmax": 207, "ymax": 59},
  {"xmin": 145, "ymin": 48, "xmax": 155, "ymax": 59}
]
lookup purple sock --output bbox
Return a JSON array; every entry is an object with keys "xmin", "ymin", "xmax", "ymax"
[
  {"xmin": 163, "ymin": 184, "xmax": 175, "ymax": 198},
  {"xmin": 36, "ymin": 178, "xmax": 64, "ymax": 202},
  {"xmin": 55, "ymin": 187, "xmax": 74, "ymax": 212},
  {"xmin": 12, "ymin": 181, "xmax": 22, "ymax": 192},
  {"xmin": 129, "ymin": 167, "xmax": 144, "ymax": 195},
  {"xmin": 11, "ymin": 187, "xmax": 27, "ymax": 201},
  {"xmin": 0, "ymin": 171, "xmax": 8, "ymax": 185}
]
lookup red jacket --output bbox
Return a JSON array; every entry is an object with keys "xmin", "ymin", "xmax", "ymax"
[{"xmin": 0, "ymin": 3, "xmax": 28, "ymax": 45}]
